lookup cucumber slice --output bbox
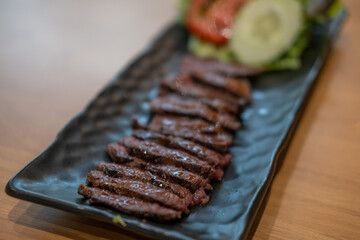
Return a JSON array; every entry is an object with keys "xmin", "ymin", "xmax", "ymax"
[{"xmin": 230, "ymin": 0, "xmax": 304, "ymax": 66}]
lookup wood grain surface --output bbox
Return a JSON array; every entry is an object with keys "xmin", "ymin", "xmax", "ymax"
[{"xmin": 1, "ymin": 1, "xmax": 359, "ymax": 239}]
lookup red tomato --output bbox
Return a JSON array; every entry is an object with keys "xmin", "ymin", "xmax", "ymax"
[{"xmin": 185, "ymin": 0, "xmax": 248, "ymax": 45}]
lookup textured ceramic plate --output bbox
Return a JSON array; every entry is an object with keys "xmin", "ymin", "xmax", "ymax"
[{"xmin": 6, "ymin": 11, "xmax": 345, "ymax": 240}]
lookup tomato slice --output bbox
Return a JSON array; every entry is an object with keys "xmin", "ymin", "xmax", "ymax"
[{"xmin": 186, "ymin": 0, "xmax": 248, "ymax": 45}]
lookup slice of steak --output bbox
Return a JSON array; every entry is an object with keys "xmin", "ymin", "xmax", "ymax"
[
  {"xmin": 180, "ymin": 54, "xmax": 263, "ymax": 77},
  {"xmin": 145, "ymin": 164, "xmax": 212, "ymax": 192},
  {"xmin": 78, "ymin": 185, "xmax": 182, "ymax": 221},
  {"xmin": 198, "ymin": 96, "xmax": 241, "ymax": 115},
  {"xmin": 150, "ymin": 95, "xmax": 241, "ymax": 131},
  {"xmin": 190, "ymin": 71, "xmax": 252, "ymax": 103},
  {"xmin": 161, "ymin": 75, "xmax": 243, "ymax": 109},
  {"xmin": 147, "ymin": 115, "xmax": 233, "ymax": 152},
  {"xmin": 147, "ymin": 115, "xmax": 226, "ymax": 134},
  {"xmin": 105, "ymin": 143, "xmax": 212, "ymax": 192},
  {"xmin": 158, "ymin": 90, "xmax": 240, "ymax": 115},
  {"xmin": 87, "ymin": 171, "xmax": 189, "ymax": 213},
  {"xmin": 120, "ymin": 136, "xmax": 216, "ymax": 179},
  {"xmin": 96, "ymin": 162, "xmax": 193, "ymax": 205},
  {"xmin": 132, "ymin": 129, "xmax": 232, "ymax": 168}
]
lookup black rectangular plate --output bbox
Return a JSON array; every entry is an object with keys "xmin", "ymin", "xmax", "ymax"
[{"xmin": 6, "ymin": 11, "xmax": 346, "ymax": 240}]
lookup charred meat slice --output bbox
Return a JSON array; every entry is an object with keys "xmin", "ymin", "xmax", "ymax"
[
  {"xmin": 158, "ymin": 91, "xmax": 240, "ymax": 115},
  {"xmin": 105, "ymin": 143, "xmax": 212, "ymax": 192},
  {"xmin": 180, "ymin": 54, "xmax": 263, "ymax": 77},
  {"xmin": 132, "ymin": 129, "xmax": 232, "ymax": 168},
  {"xmin": 190, "ymin": 71, "xmax": 252, "ymax": 103},
  {"xmin": 78, "ymin": 185, "xmax": 182, "ymax": 221},
  {"xmin": 147, "ymin": 115, "xmax": 233, "ymax": 152},
  {"xmin": 150, "ymin": 95, "xmax": 241, "ymax": 131},
  {"xmin": 120, "ymin": 136, "xmax": 216, "ymax": 179},
  {"xmin": 162, "ymin": 75, "xmax": 244, "ymax": 109},
  {"xmin": 147, "ymin": 115, "xmax": 226, "ymax": 134},
  {"xmin": 145, "ymin": 164, "xmax": 212, "ymax": 192},
  {"xmin": 87, "ymin": 171, "xmax": 189, "ymax": 213},
  {"xmin": 96, "ymin": 162, "xmax": 193, "ymax": 205}
]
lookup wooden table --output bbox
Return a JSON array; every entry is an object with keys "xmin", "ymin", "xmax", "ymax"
[{"xmin": 1, "ymin": 1, "xmax": 359, "ymax": 239}]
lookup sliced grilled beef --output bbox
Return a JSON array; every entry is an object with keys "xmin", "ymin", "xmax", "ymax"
[
  {"xmin": 180, "ymin": 54, "xmax": 263, "ymax": 77},
  {"xmin": 150, "ymin": 95, "xmax": 241, "ymax": 131},
  {"xmin": 147, "ymin": 115, "xmax": 226, "ymax": 134},
  {"xmin": 161, "ymin": 75, "xmax": 243, "ymax": 110},
  {"xmin": 190, "ymin": 71, "xmax": 252, "ymax": 103},
  {"xmin": 96, "ymin": 162, "xmax": 194, "ymax": 206},
  {"xmin": 120, "ymin": 136, "xmax": 216, "ymax": 179},
  {"xmin": 144, "ymin": 164, "xmax": 212, "ymax": 192},
  {"xmin": 78, "ymin": 185, "xmax": 182, "ymax": 221},
  {"xmin": 132, "ymin": 129, "xmax": 231, "ymax": 168},
  {"xmin": 87, "ymin": 171, "xmax": 189, "ymax": 213},
  {"xmin": 158, "ymin": 91, "xmax": 240, "ymax": 115},
  {"xmin": 105, "ymin": 143, "xmax": 212, "ymax": 192},
  {"xmin": 146, "ymin": 115, "xmax": 233, "ymax": 152}
]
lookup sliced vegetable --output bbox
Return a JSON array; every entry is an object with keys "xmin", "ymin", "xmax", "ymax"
[
  {"xmin": 186, "ymin": 0, "xmax": 248, "ymax": 45},
  {"xmin": 230, "ymin": 0, "xmax": 304, "ymax": 66},
  {"xmin": 265, "ymin": 24, "xmax": 310, "ymax": 70}
]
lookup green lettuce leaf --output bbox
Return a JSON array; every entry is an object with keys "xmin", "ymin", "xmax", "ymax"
[
  {"xmin": 180, "ymin": 0, "xmax": 343, "ymax": 71},
  {"xmin": 265, "ymin": 25, "xmax": 310, "ymax": 70}
]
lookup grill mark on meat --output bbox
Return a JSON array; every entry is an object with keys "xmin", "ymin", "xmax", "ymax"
[
  {"xmin": 150, "ymin": 95, "xmax": 241, "ymax": 131},
  {"xmin": 96, "ymin": 162, "xmax": 194, "ymax": 206},
  {"xmin": 87, "ymin": 171, "xmax": 189, "ymax": 213},
  {"xmin": 146, "ymin": 115, "xmax": 233, "ymax": 152},
  {"xmin": 190, "ymin": 71, "xmax": 252, "ymax": 104},
  {"xmin": 78, "ymin": 185, "xmax": 182, "ymax": 221},
  {"xmin": 120, "ymin": 136, "xmax": 216, "ymax": 179},
  {"xmin": 132, "ymin": 129, "xmax": 231, "ymax": 169},
  {"xmin": 161, "ymin": 75, "xmax": 243, "ymax": 109},
  {"xmin": 180, "ymin": 54, "xmax": 263, "ymax": 77},
  {"xmin": 105, "ymin": 143, "xmax": 212, "ymax": 192}
]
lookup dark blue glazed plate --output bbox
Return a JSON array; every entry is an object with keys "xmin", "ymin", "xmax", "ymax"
[{"xmin": 6, "ymin": 10, "xmax": 346, "ymax": 240}]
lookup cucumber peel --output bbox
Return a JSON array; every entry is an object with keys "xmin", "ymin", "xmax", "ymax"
[{"xmin": 230, "ymin": 0, "xmax": 304, "ymax": 67}]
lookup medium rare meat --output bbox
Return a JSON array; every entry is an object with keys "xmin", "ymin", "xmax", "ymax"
[
  {"xmin": 190, "ymin": 71, "xmax": 252, "ymax": 103},
  {"xmin": 161, "ymin": 75, "xmax": 244, "ymax": 109},
  {"xmin": 96, "ymin": 162, "xmax": 194, "ymax": 206},
  {"xmin": 78, "ymin": 185, "xmax": 182, "ymax": 221},
  {"xmin": 146, "ymin": 115, "xmax": 233, "ymax": 152},
  {"xmin": 132, "ymin": 129, "xmax": 231, "ymax": 168},
  {"xmin": 105, "ymin": 143, "xmax": 212, "ymax": 192},
  {"xmin": 87, "ymin": 171, "xmax": 189, "ymax": 213},
  {"xmin": 150, "ymin": 95, "xmax": 241, "ymax": 131},
  {"xmin": 180, "ymin": 54, "xmax": 263, "ymax": 77},
  {"xmin": 120, "ymin": 136, "xmax": 216, "ymax": 179}
]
